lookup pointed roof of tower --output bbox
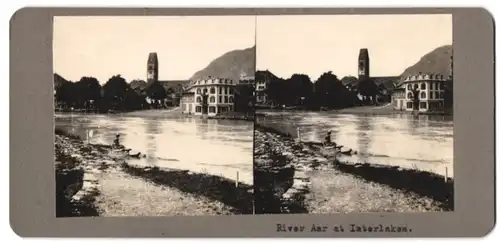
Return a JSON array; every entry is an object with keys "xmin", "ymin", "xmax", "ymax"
[
  {"xmin": 147, "ymin": 52, "xmax": 158, "ymax": 64},
  {"xmin": 358, "ymin": 48, "xmax": 369, "ymax": 60}
]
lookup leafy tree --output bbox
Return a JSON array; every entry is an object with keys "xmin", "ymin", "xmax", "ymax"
[
  {"xmin": 55, "ymin": 81, "xmax": 77, "ymax": 107},
  {"xmin": 313, "ymin": 71, "xmax": 355, "ymax": 109},
  {"xmin": 145, "ymin": 82, "xmax": 168, "ymax": 108},
  {"xmin": 234, "ymin": 84, "xmax": 255, "ymax": 114},
  {"xmin": 75, "ymin": 76, "xmax": 101, "ymax": 108},
  {"xmin": 146, "ymin": 82, "xmax": 168, "ymax": 100},
  {"xmin": 285, "ymin": 74, "xmax": 313, "ymax": 106},
  {"xmin": 357, "ymin": 78, "xmax": 379, "ymax": 105},
  {"xmin": 102, "ymin": 75, "xmax": 130, "ymax": 110}
]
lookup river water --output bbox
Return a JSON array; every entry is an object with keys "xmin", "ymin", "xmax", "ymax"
[
  {"xmin": 54, "ymin": 109, "xmax": 254, "ymax": 185},
  {"xmin": 256, "ymin": 111, "xmax": 454, "ymax": 178}
]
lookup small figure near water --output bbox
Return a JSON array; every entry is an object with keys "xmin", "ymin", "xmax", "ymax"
[
  {"xmin": 113, "ymin": 134, "xmax": 121, "ymax": 148},
  {"xmin": 323, "ymin": 130, "xmax": 337, "ymax": 147}
]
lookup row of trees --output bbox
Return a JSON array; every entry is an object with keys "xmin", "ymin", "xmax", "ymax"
[
  {"xmin": 256, "ymin": 70, "xmax": 453, "ymax": 111},
  {"xmin": 55, "ymin": 75, "xmax": 175, "ymax": 112},
  {"xmin": 257, "ymin": 71, "xmax": 377, "ymax": 110}
]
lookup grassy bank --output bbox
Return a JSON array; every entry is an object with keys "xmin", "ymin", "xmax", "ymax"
[
  {"xmin": 256, "ymin": 105, "xmax": 453, "ymax": 116},
  {"xmin": 120, "ymin": 163, "xmax": 254, "ymax": 214},
  {"xmin": 254, "ymin": 125, "xmax": 454, "ymax": 213}
]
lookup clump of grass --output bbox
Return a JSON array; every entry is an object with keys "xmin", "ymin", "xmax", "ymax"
[
  {"xmin": 55, "ymin": 127, "xmax": 82, "ymax": 140},
  {"xmin": 255, "ymin": 124, "xmax": 293, "ymax": 138},
  {"xmin": 119, "ymin": 162, "xmax": 253, "ymax": 214},
  {"xmin": 331, "ymin": 158, "xmax": 454, "ymax": 210}
]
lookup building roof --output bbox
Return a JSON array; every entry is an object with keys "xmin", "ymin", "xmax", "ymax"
[
  {"xmin": 158, "ymin": 80, "xmax": 191, "ymax": 88},
  {"xmin": 342, "ymin": 76, "xmax": 400, "ymax": 89},
  {"xmin": 371, "ymin": 76, "xmax": 401, "ymax": 89}
]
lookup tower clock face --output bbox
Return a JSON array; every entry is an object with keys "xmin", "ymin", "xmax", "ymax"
[
  {"xmin": 359, "ymin": 67, "xmax": 365, "ymax": 75},
  {"xmin": 358, "ymin": 61, "xmax": 365, "ymax": 75}
]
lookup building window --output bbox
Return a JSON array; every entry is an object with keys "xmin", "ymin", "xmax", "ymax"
[
  {"xmin": 430, "ymin": 92, "xmax": 434, "ymax": 99},
  {"xmin": 438, "ymin": 83, "xmax": 443, "ymax": 90},
  {"xmin": 209, "ymin": 106, "xmax": 216, "ymax": 113},
  {"xmin": 229, "ymin": 96, "xmax": 234, "ymax": 103},
  {"xmin": 224, "ymin": 87, "xmax": 228, "ymax": 94},
  {"xmin": 420, "ymin": 102, "xmax": 427, "ymax": 109},
  {"xmin": 196, "ymin": 88, "xmax": 201, "ymax": 94},
  {"xmin": 420, "ymin": 83, "xmax": 426, "ymax": 90},
  {"xmin": 195, "ymin": 106, "xmax": 201, "ymax": 113},
  {"xmin": 218, "ymin": 87, "xmax": 222, "ymax": 94},
  {"xmin": 420, "ymin": 91, "xmax": 426, "ymax": 99},
  {"xmin": 210, "ymin": 87, "xmax": 215, "ymax": 94},
  {"xmin": 209, "ymin": 96, "xmax": 215, "ymax": 103},
  {"xmin": 203, "ymin": 88, "xmax": 208, "ymax": 94},
  {"xmin": 196, "ymin": 97, "xmax": 201, "ymax": 103},
  {"xmin": 413, "ymin": 84, "xmax": 418, "ymax": 90},
  {"xmin": 218, "ymin": 96, "xmax": 222, "ymax": 103},
  {"xmin": 229, "ymin": 80, "xmax": 233, "ymax": 84},
  {"xmin": 229, "ymin": 87, "xmax": 233, "ymax": 94},
  {"xmin": 182, "ymin": 104, "xmax": 186, "ymax": 110},
  {"xmin": 407, "ymin": 84, "xmax": 411, "ymax": 90},
  {"xmin": 440, "ymin": 91, "xmax": 445, "ymax": 99},
  {"xmin": 407, "ymin": 102, "xmax": 413, "ymax": 109},
  {"xmin": 407, "ymin": 92, "xmax": 413, "ymax": 99},
  {"xmin": 224, "ymin": 96, "xmax": 228, "ymax": 103}
]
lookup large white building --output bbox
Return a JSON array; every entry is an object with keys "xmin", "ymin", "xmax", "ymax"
[
  {"xmin": 392, "ymin": 73, "xmax": 448, "ymax": 112},
  {"xmin": 180, "ymin": 77, "xmax": 237, "ymax": 116}
]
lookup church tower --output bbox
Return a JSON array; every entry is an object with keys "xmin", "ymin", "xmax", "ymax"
[
  {"xmin": 147, "ymin": 52, "xmax": 159, "ymax": 84},
  {"xmin": 358, "ymin": 48, "xmax": 370, "ymax": 81}
]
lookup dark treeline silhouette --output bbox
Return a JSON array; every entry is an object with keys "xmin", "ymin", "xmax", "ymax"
[
  {"xmin": 256, "ymin": 70, "xmax": 362, "ymax": 110},
  {"xmin": 54, "ymin": 74, "xmax": 173, "ymax": 112},
  {"xmin": 256, "ymin": 70, "xmax": 453, "ymax": 111}
]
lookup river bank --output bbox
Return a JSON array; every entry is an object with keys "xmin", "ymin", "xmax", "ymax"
[
  {"xmin": 55, "ymin": 128, "xmax": 252, "ymax": 217},
  {"xmin": 256, "ymin": 104, "xmax": 452, "ymax": 116},
  {"xmin": 253, "ymin": 125, "xmax": 453, "ymax": 214}
]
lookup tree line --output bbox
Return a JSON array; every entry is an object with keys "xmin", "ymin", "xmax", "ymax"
[
  {"xmin": 256, "ymin": 70, "xmax": 453, "ymax": 111},
  {"xmin": 256, "ymin": 70, "xmax": 382, "ymax": 110},
  {"xmin": 54, "ymin": 75, "xmax": 175, "ymax": 112}
]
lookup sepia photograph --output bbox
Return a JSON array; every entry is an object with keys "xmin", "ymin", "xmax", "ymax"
[
  {"xmin": 253, "ymin": 14, "xmax": 454, "ymax": 214},
  {"xmin": 53, "ymin": 16, "xmax": 256, "ymax": 217}
]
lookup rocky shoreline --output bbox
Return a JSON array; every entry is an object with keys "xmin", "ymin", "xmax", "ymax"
[
  {"xmin": 55, "ymin": 128, "xmax": 252, "ymax": 217},
  {"xmin": 253, "ymin": 125, "xmax": 454, "ymax": 213}
]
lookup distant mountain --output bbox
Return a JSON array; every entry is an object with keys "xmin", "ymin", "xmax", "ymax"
[
  {"xmin": 189, "ymin": 46, "xmax": 255, "ymax": 82},
  {"xmin": 400, "ymin": 45, "xmax": 453, "ymax": 79}
]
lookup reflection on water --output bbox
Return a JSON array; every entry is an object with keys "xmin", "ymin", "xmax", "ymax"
[
  {"xmin": 257, "ymin": 111, "xmax": 454, "ymax": 177},
  {"xmin": 55, "ymin": 112, "xmax": 254, "ymax": 184}
]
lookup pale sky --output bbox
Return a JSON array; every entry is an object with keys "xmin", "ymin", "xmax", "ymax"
[
  {"xmin": 256, "ymin": 14, "xmax": 452, "ymax": 81},
  {"xmin": 53, "ymin": 16, "xmax": 256, "ymax": 83}
]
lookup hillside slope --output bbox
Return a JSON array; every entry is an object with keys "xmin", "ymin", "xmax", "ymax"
[
  {"xmin": 400, "ymin": 45, "xmax": 453, "ymax": 79},
  {"xmin": 190, "ymin": 46, "xmax": 255, "ymax": 82}
]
